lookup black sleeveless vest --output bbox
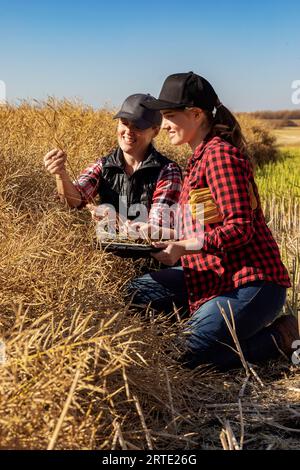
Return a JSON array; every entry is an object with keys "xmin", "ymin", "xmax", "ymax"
[{"xmin": 98, "ymin": 145, "xmax": 173, "ymax": 220}]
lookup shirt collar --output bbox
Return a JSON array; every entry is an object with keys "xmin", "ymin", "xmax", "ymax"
[
  {"xmin": 191, "ymin": 134, "xmax": 221, "ymax": 161},
  {"xmin": 106, "ymin": 144, "xmax": 162, "ymax": 170}
]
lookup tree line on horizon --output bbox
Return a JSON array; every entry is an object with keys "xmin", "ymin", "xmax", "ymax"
[{"xmin": 242, "ymin": 110, "xmax": 300, "ymax": 120}]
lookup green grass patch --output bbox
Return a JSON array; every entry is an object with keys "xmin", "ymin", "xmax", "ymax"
[{"xmin": 255, "ymin": 147, "xmax": 300, "ymax": 199}]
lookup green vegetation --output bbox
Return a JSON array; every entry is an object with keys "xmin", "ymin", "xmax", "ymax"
[{"xmin": 256, "ymin": 147, "xmax": 300, "ymax": 316}]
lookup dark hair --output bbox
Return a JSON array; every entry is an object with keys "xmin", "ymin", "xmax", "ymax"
[{"xmin": 204, "ymin": 100, "xmax": 247, "ymax": 153}]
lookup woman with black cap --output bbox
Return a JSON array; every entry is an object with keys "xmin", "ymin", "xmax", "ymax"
[
  {"xmin": 128, "ymin": 72, "xmax": 298, "ymax": 370},
  {"xmin": 43, "ymin": 93, "xmax": 182, "ymax": 238}
]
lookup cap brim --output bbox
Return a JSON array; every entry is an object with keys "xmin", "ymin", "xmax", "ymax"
[
  {"xmin": 113, "ymin": 111, "xmax": 155, "ymax": 130},
  {"xmin": 142, "ymin": 99, "xmax": 186, "ymax": 110}
]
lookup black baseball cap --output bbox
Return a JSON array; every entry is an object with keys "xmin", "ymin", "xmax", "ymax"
[
  {"xmin": 113, "ymin": 93, "xmax": 162, "ymax": 129},
  {"xmin": 143, "ymin": 72, "xmax": 218, "ymax": 112}
]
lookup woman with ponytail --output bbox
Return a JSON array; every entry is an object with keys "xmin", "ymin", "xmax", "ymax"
[{"xmin": 127, "ymin": 72, "xmax": 297, "ymax": 371}]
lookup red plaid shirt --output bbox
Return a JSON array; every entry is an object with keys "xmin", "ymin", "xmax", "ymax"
[
  {"xmin": 73, "ymin": 149, "xmax": 182, "ymax": 226},
  {"xmin": 179, "ymin": 136, "xmax": 291, "ymax": 314}
]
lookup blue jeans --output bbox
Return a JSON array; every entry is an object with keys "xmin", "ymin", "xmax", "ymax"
[{"xmin": 127, "ymin": 267, "xmax": 287, "ymax": 370}]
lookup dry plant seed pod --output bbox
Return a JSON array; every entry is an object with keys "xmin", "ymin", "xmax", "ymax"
[{"xmin": 38, "ymin": 100, "xmax": 98, "ymax": 207}]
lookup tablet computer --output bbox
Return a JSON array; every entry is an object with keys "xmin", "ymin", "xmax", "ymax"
[{"xmin": 96, "ymin": 240, "xmax": 162, "ymax": 256}]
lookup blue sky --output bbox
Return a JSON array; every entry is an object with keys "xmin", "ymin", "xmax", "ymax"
[{"xmin": 0, "ymin": 0, "xmax": 299, "ymax": 111}]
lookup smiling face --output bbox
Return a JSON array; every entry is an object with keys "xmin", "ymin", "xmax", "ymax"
[
  {"xmin": 117, "ymin": 119, "xmax": 159, "ymax": 156},
  {"xmin": 161, "ymin": 108, "xmax": 208, "ymax": 147}
]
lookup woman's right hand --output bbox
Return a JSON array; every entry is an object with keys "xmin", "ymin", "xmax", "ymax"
[
  {"xmin": 44, "ymin": 148, "xmax": 67, "ymax": 176},
  {"xmin": 87, "ymin": 204, "xmax": 112, "ymax": 222}
]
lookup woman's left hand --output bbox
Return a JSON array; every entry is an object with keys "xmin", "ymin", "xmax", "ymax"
[
  {"xmin": 151, "ymin": 241, "xmax": 186, "ymax": 266},
  {"xmin": 119, "ymin": 221, "xmax": 150, "ymax": 240}
]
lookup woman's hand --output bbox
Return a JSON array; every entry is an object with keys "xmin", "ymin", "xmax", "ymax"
[
  {"xmin": 121, "ymin": 221, "xmax": 151, "ymax": 241},
  {"xmin": 87, "ymin": 203, "xmax": 111, "ymax": 222},
  {"xmin": 44, "ymin": 148, "xmax": 67, "ymax": 176},
  {"xmin": 90, "ymin": 204, "xmax": 120, "ymax": 241},
  {"xmin": 122, "ymin": 221, "xmax": 176, "ymax": 241},
  {"xmin": 151, "ymin": 241, "xmax": 186, "ymax": 266}
]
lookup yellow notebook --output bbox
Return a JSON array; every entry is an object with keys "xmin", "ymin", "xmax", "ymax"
[{"xmin": 189, "ymin": 183, "xmax": 257, "ymax": 224}]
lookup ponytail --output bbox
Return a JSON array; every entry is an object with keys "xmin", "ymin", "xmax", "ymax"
[{"xmin": 205, "ymin": 99, "xmax": 247, "ymax": 153}]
